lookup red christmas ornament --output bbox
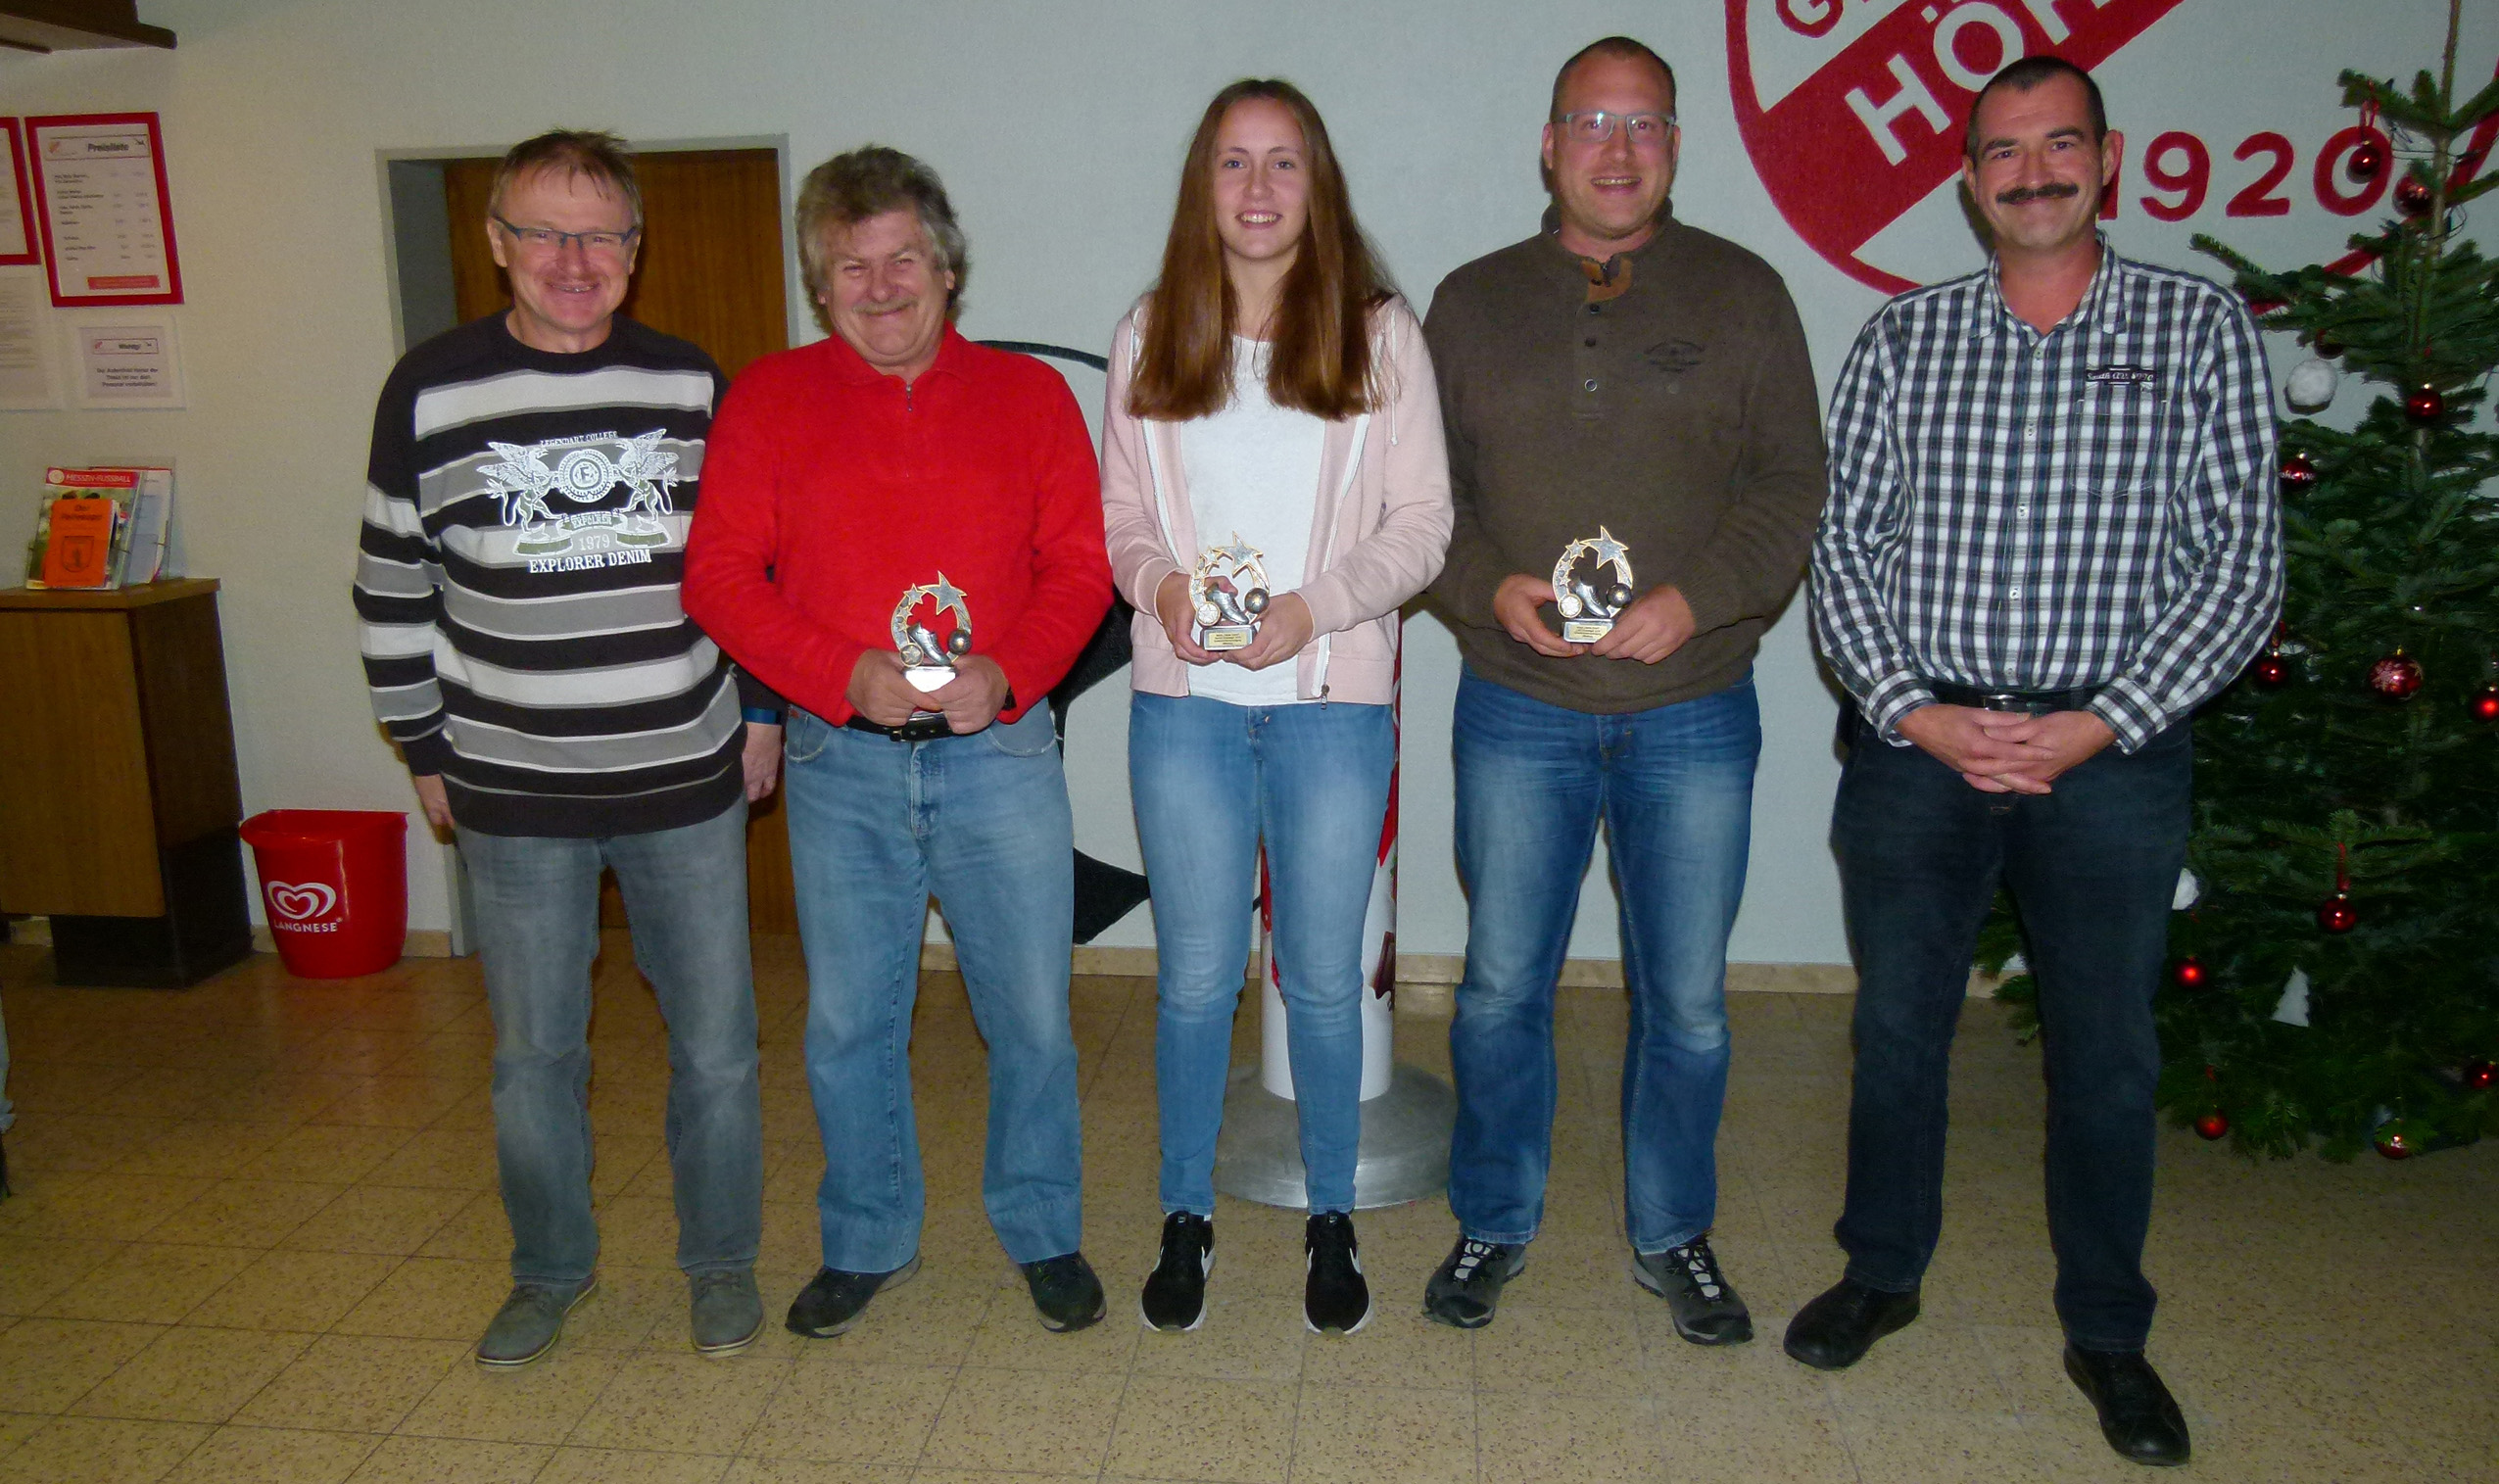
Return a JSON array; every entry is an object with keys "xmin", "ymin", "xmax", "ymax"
[
  {"xmin": 2393, "ymin": 173, "xmax": 2434, "ymax": 215},
  {"xmin": 2173, "ymin": 957, "xmax": 2207, "ymax": 989},
  {"xmin": 2253, "ymin": 655, "xmax": 2289, "ymax": 687},
  {"xmin": 2193, "ymin": 1112, "xmax": 2230, "ymax": 1141},
  {"xmin": 2473, "ymin": 687, "xmax": 2499, "ymax": 722},
  {"xmin": 2347, "ymin": 135, "xmax": 2388, "ymax": 182},
  {"xmin": 2464, "ymin": 1061, "xmax": 2496, "ymax": 1091},
  {"xmin": 2374, "ymin": 1126, "xmax": 2416, "ymax": 1161},
  {"xmin": 2405, "ymin": 385, "xmax": 2445, "ymax": 423},
  {"xmin": 2369, "ymin": 650, "xmax": 2424, "ymax": 698},
  {"xmin": 2279, "ymin": 452, "xmax": 2318, "ymax": 493},
  {"xmin": 2319, "ymin": 843, "xmax": 2357, "ymax": 933}
]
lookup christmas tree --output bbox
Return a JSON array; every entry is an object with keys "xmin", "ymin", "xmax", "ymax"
[{"xmin": 1986, "ymin": 5, "xmax": 2499, "ymax": 1161}]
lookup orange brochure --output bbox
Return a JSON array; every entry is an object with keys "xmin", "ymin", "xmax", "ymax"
[{"xmin": 39, "ymin": 495, "xmax": 116, "ymax": 588}]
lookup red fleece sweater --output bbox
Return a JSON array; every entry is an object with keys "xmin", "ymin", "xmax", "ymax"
[{"xmin": 684, "ymin": 326, "xmax": 1111, "ymax": 726}]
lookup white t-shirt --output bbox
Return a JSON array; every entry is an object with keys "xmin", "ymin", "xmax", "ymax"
[{"xmin": 1175, "ymin": 337, "xmax": 1326, "ymax": 706}]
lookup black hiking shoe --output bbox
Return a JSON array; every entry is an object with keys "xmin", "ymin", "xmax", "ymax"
[
  {"xmin": 1021, "ymin": 1251, "xmax": 1107, "ymax": 1331},
  {"xmin": 785, "ymin": 1256, "xmax": 921, "ymax": 1339},
  {"xmin": 1632, "ymin": 1234, "xmax": 1754, "ymax": 1345},
  {"xmin": 1422, "ymin": 1235, "xmax": 1526, "ymax": 1329}
]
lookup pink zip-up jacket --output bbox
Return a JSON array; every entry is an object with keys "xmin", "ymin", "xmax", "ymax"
[{"xmin": 1101, "ymin": 295, "xmax": 1454, "ymax": 704}]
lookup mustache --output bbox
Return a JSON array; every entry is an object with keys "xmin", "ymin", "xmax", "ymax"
[{"xmin": 1994, "ymin": 181, "xmax": 2082, "ymax": 206}]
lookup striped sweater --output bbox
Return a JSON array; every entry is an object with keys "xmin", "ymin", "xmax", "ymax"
[{"xmin": 355, "ymin": 312, "xmax": 766, "ymax": 838}]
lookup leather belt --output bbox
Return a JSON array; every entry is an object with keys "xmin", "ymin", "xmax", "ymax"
[
  {"xmin": 844, "ymin": 712, "xmax": 958, "ymax": 742},
  {"xmin": 1927, "ymin": 681, "xmax": 2103, "ymax": 714}
]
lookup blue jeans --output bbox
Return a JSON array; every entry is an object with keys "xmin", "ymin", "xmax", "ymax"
[
  {"xmin": 1130, "ymin": 694, "xmax": 1394, "ymax": 1217},
  {"xmin": 1831, "ymin": 712, "xmax": 2188, "ymax": 1352},
  {"xmin": 457, "ymin": 799, "xmax": 763, "ymax": 1287},
  {"xmin": 1449, "ymin": 669, "xmax": 1758, "ymax": 1252},
  {"xmin": 782, "ymin": 704, "xmax": 1082, "ymax": 1270}
]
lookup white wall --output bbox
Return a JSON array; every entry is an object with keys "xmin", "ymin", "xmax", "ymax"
[{"xmin": 2, "ymin": 0, "xmax": 2481, "ymax": 963}]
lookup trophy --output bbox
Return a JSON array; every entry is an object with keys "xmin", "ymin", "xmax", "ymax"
[
  {"xmin": 1190, "ymin": 535, "xmax": 1272, "ymax": 652},
  {"xmin": 1553, "ymin": 527, "xmax": 1635, "ymax": 644},
  {"xmin": 891, "ymin": 574, "xmax": 973, "ymax": 693}
]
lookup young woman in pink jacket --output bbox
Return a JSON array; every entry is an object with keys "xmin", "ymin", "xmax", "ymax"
[{"xmin": 1101, "ymin": 78, "xmax": 1453, "ymax": 1337}]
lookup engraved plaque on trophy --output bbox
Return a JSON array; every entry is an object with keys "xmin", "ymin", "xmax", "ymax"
[
  {"xmin": 1190, "ymin": 535, "xmax": 1272, "ymax": 652},
  {"xmin": 1553, "ymin": 527, "xmax": 1635, "ymax": 644},
  {"xmin": 891, "ymin": 574, "xmax": 973, "ymax": 693}
]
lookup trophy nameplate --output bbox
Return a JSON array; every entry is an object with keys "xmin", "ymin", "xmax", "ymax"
[
  {"xmin": 1190, "ymin": 535, "xmax": 1272, "ymax": 652},
  {"xmin": 891, "ymin": 574, "xmax": 973, "ymax": 693},
  {"xmin": 1553, "ymin": 526, "xmax": 1635, "ymax": 644}
]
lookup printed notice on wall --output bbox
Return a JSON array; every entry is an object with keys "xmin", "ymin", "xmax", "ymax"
[
  {"xmin": 0, "ymin": 120, "xmax": 35, "ymax": 265},
  {"xmin": 0, "ymin": 266, "xmax": 62, "ymax": 409},
  {"xmin": 69, "ymin": 314, "xmax": 183, "ymax": 409},
  {"xmin": 27, "ymin": 113, "xmax": 183, "ymax": 308}
]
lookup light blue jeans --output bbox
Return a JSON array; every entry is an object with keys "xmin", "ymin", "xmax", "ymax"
[
  {"xmin": 1449, "ymin": 668, "xmax": 1758, "ymax": 1253},
  {"xmin": 1130, "ymin": 694, "xmax": 1395, "ymax": 1217},
  {"xmin": 457, "ymin": 798, "xmax": 764, "ymax": 1287},
  {"xmin": 782, "ymin": 705, "xmax": 1082, "ymax": 1270}
]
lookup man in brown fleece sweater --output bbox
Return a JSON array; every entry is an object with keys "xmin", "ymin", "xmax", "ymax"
[{"xmin": 1420, "ymin": 36, "xmax": 1827, "ymax": 1340}]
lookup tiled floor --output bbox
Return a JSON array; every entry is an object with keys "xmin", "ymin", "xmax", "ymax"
[{"xmin": 0, "ymin": 933, "xmax": 2492, "ymax": 1483}]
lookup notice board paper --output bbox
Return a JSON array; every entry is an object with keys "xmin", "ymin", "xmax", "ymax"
[
  {"xmin": 0, "ymin": 120, "xmax": 33, "ymax": 264},
  {"xmin": 0, "ymin": 266, "xmax": 62, "ymax": 409},
  {"xmin": 69, "ymin": 314, "xmax": 183, "ymax": 408},
  {"xmin": 27, "ymin": 113, "xmax": 182, "ymax": 307}
]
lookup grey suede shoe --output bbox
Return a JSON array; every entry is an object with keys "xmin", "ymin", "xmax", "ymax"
[
  {"xmin": 690, "ymin": 1269, "xmax": 764, "ymax": 1357},
  {"xmin": 475, "ymin": 1274, "xmax": 598, "ymax": 1367}
]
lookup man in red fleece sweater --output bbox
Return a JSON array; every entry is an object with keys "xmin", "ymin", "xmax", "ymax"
[{"xmin": 684, "ymin": 146, "xmax": 1112, "ymax": 1339}]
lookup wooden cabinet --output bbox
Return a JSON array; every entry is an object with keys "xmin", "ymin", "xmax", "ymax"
[{"xmin": 0, "ymin": 579, "xmax": 251, "ymax": 985}]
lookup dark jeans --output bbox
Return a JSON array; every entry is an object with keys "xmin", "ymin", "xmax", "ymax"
[{"xmin": 1831, "ymin": 713, "xmax": 2189, "ymax": 1352}]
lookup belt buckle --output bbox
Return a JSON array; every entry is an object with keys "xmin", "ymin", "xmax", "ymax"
[{"xmin": 1979, "ymin": 691, "xmax": 2031, "ymax": 714}]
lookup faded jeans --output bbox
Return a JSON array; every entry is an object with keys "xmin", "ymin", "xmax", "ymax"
[
  {"xmin": 782, "ymin": 705, "xmax": 1083, "ymax": 1271},
  {"xmin": 457, "ymin": 798, "xmax": 763, "ymax": 1287}
]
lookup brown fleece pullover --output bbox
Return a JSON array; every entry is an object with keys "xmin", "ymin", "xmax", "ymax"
[{"xmin": 1423, "ymin": 208, "xmax": 1829, "ymax": 714}]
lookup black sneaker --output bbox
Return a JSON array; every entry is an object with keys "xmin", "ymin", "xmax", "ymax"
[
  {"xmin": 1140, "ymin": 1213, "xmax": 1215, "ymax": 1331},
  {"xmin": 1020, "ymin": 1251, "xmax": 1106, "ymax": 1331},
  {"xmin": 1632, "ymin": 1235, "xmax": 1753, "ymax": 1345},
  {"xmin": 1305, "ymin": 1212, "xmax": 1371, "ymax": 1335},
  {"xmin": 1422, "ymin": 1235, "xmax": 1526, "ymax": 1329},
  {"xmin": 785, "ymin": 1255, "xmax": 921, "ymax": 1338}
]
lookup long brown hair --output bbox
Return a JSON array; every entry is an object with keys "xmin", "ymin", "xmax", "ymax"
[{"xmin": 1129, "ymin": 79, "xmax": 1393, "ymax": 422}]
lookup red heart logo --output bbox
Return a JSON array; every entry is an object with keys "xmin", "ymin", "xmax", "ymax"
[{"xmin": 265, "ymin": 881, "xmax": 338, "ymax": 923}]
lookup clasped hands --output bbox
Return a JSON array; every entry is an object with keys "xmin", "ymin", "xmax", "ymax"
[
  {"xmin": 1153, "ymin": 569, "xmax": 1316, "ymax": 672},
  {"xmin": 848, "ymin": 648, "xmax": 1011, "ymax": 734},
  {"xmin": 1494, "ymin": 572, "xmax": 1695, "ymax": 664},
  {"xmin": 1895, "ymin": 704, "xmax": 2114, "ymax": 794}
]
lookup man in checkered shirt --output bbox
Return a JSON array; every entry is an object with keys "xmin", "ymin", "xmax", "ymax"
[{"xmin": 1794, "ymin": 58, "xmax": 2280, "ymax": 1469}]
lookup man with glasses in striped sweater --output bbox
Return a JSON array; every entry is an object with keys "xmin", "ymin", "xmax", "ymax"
[
  {"xmin": 1801, "ymin": 60, "xmax": 2281, "ymax": 1468},
  {"xmin": 355, "ymin": 130, "xmax": 780, "ymax": 1369}
]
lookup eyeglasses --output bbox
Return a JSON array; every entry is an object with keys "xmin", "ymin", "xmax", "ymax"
[
  {"xmin": 493, "ymin": 215, "xmax": 641, "ymax": 259},
  {"xmin": 1555, "ymin": 111, "xmax": 1677, "ymax": 146}
]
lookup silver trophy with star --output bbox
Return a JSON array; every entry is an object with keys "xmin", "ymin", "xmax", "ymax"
[
  {"xmin": 891, "ymin": 573, "xmax": 974, "ymax": 693},
  {"xmin": 1189, "ymin": 534, "xmax": 1272, "ymax": 652},
  {"xmin": 1553, "ymin": 526, "xmax": 1635, "ymax": 644}
]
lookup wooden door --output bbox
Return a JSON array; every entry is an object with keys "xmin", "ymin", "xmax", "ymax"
[{"xmin": 442, "ymin": 148, "xmax": 797, "ymax": 933}]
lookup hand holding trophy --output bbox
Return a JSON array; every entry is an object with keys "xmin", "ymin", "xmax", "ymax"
[
  {"xmin": 892, "ymin": 574, "xmax": 974, "ymax": 694},
  {"xmin": 1190, "ymin": 534, "xmax": 1272, "ymax": 653},
  {"xmin": 1553, "ymin": 527, "xmax": 1635, "ymax": 645}
]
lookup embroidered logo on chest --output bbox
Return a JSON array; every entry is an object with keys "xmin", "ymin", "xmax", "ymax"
[
  {"xmin": 1642, "ymin": 339, "xmax": 1707, "ymax": 376},
  {"xmin": 2085, "ymin": 364, "xmax": 2160, "ymax": 389}
]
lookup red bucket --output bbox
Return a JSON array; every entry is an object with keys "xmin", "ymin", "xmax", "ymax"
[{"xmin": 239, "ymin": 810, "xmax": 408, "ymax": 978}]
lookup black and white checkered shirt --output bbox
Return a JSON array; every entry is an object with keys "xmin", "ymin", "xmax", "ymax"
[{"xmin": 1810, "ymin": 241, "xmax": 2282, "ymax": 753}]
